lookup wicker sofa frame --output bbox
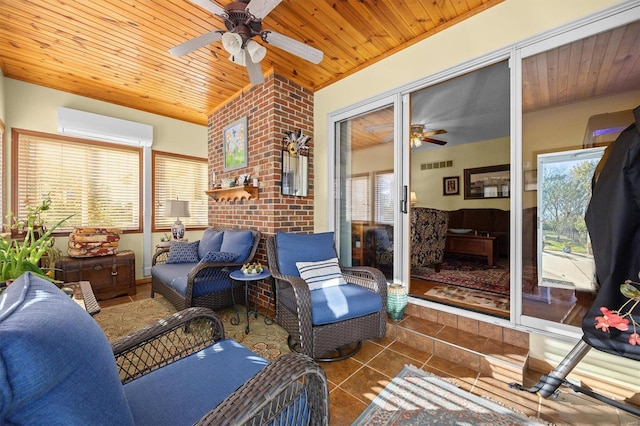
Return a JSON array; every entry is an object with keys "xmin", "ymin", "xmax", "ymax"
[
  {"xmin": 112, "ymin": 306, "xmax": 329, "ymax": 425},
  {"xmin": 266, "ymin": 235, "xmax": 387, "ymax": 361},
  {"xmin": 151, "ymin": 227, "xmax": 260, "ymax": 311}
]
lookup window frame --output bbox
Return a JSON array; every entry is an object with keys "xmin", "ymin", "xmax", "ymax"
[{"xmin": 151, "ymin": 150, "xmax": 208, "ymax": 233}]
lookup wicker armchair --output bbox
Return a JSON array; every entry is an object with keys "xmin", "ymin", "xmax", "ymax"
[
  {"xmin": 266, "ymin": 232, "xmax": 387, "ymax": 361},
  {"xmin": 151, "ymin": 227, "xmax": 260, "ymax": 311},
  {"xmin": 0, "ymin": 272, "xmax": 329, "ymax": 425}
]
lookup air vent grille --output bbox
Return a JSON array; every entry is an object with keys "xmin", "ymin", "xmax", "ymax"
[{"xmin": 420, "ymin": 160, "xmax": 453, "ymax": 171}]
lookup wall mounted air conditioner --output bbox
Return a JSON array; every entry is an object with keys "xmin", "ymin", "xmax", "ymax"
[{"xmin": 57, "ymin": 107, "xmax": 153, "ymax": 147}]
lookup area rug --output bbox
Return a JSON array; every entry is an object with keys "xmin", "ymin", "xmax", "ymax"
[
  {"xmin": 425, "ymin": 285, "xmax": 509, "ymax": 315},
  {"xmin": 92, "ymin": 296, "xmax": 290, "ymax": 361},
  {"xmin": 351, "ymin": 365, "xmax": 543, "ymax": 426},
  {"xmin": 412, "ymin": 256, "xmax": 510, "ymax": 296}
]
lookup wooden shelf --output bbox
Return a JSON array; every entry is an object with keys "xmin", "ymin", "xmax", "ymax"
[{"xmin": 206, "ymin": 186, "xmax": 258, "ymax": 201}]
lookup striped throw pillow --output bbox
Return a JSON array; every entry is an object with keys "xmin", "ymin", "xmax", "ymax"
[{"xmin": 296, "ymin": 257, "xmax": 347, "ymax": 290}]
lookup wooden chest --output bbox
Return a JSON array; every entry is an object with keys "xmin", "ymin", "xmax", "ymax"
[{"xmin": 55, "ymin": 250, "xmax": 136, "ymax": 300}]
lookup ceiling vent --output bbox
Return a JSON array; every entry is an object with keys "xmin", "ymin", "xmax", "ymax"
[
  {"xmin": 57, "ymin": 107, "xmax": 153, "ymax": 147},
  {"xmin": 421, "ymin": 160, "xmax": 453, "ymax": 171}
]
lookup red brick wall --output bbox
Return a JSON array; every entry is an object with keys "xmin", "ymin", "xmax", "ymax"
[{"xmin": 207, "ymin": 73, "xmax": 314, "ymax": 308}]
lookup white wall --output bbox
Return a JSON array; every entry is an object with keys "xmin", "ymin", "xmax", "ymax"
[{"xmin": 3, "ymin": 79, "xmax": 207, "ymax": 279}]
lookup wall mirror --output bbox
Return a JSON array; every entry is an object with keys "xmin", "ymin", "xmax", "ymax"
[{"xmin": 282, "ymin": 151, "xmax": 308, "ymax": 196}]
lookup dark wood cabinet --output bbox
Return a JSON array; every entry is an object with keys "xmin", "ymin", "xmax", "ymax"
[{"xmin": 55, "ymin": 250, "xmax": 136, "ymax": 300}]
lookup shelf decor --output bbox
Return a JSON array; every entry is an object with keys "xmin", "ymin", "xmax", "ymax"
[{"xmin": 206, "ymin": 186, "xmax": 258, "ymax": 202}]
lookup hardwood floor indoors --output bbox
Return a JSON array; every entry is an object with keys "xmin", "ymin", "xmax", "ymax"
[{"xmin": 98, "ymin": 281, "xmax": 639, "ymax": 425}]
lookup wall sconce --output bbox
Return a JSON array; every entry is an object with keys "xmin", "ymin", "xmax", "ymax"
[{"xmin": 164, "ymin": 199, "xmax": 190, "ymax": 240}]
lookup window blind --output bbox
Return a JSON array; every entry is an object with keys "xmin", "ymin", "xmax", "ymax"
[
  {"xmin": 375, "ymin": 171, "xmax": 394, "ymax": 224},
  {"xmin": 153, "ymin": 151, "xmax": 208, "ymax": 230},
  {"xmin": 14, "ymin": 130, "xmax": 141, "ymax": 232},
  {"xmin": 347, "ymin": 174, "xmax": 370, "ymax": 222}
]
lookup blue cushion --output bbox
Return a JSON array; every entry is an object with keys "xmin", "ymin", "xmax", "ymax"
[
  {"xmin": 198, "ymin": 229, "xmax": 223, "ymax": 259},
  {"xmin": 220, "ymin": 230, "xmax": 254, "ymax": 263},
  {"xmin": 0, "ymin": 273, "xmax": 134, "ymax": 425},
  {"xmin": 199, "ymin": 251, "xmax": 239, "ymax": 264},
  {"xmin": 124, "ymin": 338, "xmax": 268, "ymax": 426},
  {"xmin": 276, "ymin": 232, "xmax": 337, "ymax": 277},
  {"xmin": 310, "ymin": 284, "xmax": 383, "ymax": 326},
  {"xmin": 151, "ymin": 263, "xmax": 231, "ymax": 298},
  {"xmin": 166, "ymin": 240, "xmax": 200, "ymax": 264}
]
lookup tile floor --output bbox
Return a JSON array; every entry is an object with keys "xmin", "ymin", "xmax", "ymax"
[{"xmin": 105, "ymin": 283, "xmax": 640, "ymax": 425}]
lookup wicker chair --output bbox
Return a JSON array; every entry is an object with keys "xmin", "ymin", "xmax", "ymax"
[
  {"xmin": 0, "ymin": 272, "xmax": 329, "ymax": 425},
  {"xmin": 151, "ymin": 227, "xmax": 260, "ymax": 311},
  {"xmin": 266, "ymin": 232, "xmax": 387, "ymax": 361}
]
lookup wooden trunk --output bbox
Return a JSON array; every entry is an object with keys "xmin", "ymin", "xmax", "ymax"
[{"xmin": 55, "ymin": 250, "xmax": 135, "ymax": 300}]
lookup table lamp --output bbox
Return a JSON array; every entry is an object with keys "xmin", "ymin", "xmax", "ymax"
[
  {"xmin": 410, "ymin": 191, "xmax": 418, "ymax": 207},
  {"xmin": 164, "ymin": 199, "xmax": 190, "ymax": 240}
]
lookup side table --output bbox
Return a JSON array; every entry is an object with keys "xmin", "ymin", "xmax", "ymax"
[
  {"xmin": 229, "ymin": 268, "xmax": 272, "ymax": 334},
  {"xmin": 61, "ymin": 280, "xmax": 101, "ymax": 316}
]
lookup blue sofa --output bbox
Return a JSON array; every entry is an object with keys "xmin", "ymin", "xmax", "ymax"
[
  {"xmin": 151, "ymin": 227, "xmax": 260, "ymax": 311},
  {"xmin": 0, "ymin": 272, "xmax": 329, "ymax": 425}
]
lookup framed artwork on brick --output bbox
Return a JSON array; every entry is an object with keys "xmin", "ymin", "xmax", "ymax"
[{"xmin": 223, "ymin": 116, "xmax": 248, "ymax": 171}]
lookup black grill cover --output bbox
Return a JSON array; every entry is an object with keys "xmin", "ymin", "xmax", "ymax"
[{"xmin": 582, "ymin": 105, "xmax": 640, "ymax": 360}]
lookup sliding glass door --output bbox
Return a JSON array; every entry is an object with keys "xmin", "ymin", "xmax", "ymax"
[{"xmin": 332, "ymin": 95, "xmax": 405, "ymax": 283}]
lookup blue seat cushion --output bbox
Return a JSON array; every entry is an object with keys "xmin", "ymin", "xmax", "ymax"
[
  {"xmin": 124, "ymin": 338, "xmax": 269, "ymax": 426},
  {"xmin": 151, "ymin": 263, "xmax": 231, "ymax": 298},
  {"xmin": 0, "ymin": 273, "xmax": 134, "ymax": 425},
  {"xmin": 310, "ymin": 284, "xmax": 383, "ymax": 326},
  {"xmin": 276, "ymin": 232, "xmax": 337, "ymax": 277},
  {"xmin": 198, "ymin": 229, "xmax": 223, "ymax": 259},
  {"xmin": 220, "ymin": 230, "xmax": 254, "ymax": 263}
]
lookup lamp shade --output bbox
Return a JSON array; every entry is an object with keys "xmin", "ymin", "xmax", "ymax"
[
  {"xmin": 410, "ymin": 191, "xmax": 418, "ymax": 205},
  {"xmin": 246, "ymin": 40, "xmax": 266, "ymax": 63},
  {"xmin": 222, "ymin": 32, "xmax": 243, "ymax": 55},
  {"xmin": 164, "ymin": 200, "xmax": 190, "ymax": 218}
]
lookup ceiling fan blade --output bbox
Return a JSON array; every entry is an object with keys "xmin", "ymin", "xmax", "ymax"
[
  {"xmin": 188, "ymin": 0, "xmax": 226, "ymax": 17},
  {"xmin": 169, "ymin": 31, "xmax": 223, "ymax": 56},
  {"xmin": 246, "ymin": 0, "xmax": 282, "ymax": 19},
  {"xmin": 261, "ymin": 31, "xmax": 324, "ymax": 64},
  {"xmin": 245, "ymin": 50, "xmax": 265, "ymax": 85},
  {"xmin": 421, "ymin": 137, "xmax": 447, "ymax": 146},
  {"xmin": 422, "ymin": 129, "xmax": 447, "ymax": 137}
]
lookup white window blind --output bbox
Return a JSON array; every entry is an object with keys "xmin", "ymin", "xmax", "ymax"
[
  {"xmin": 153, "ymin": 151, "xmax": 208, "ymax": 230},
  {"xmin": 347, "ymin": 174, "xmax": 370, "ymax": 222},
  {"xmin": 14, "ymin": 130, "xmax": 141, "ymax": 231},
  {"xmin": 375, "ymin": 171, "xmax": 394, "ymax": 224}
]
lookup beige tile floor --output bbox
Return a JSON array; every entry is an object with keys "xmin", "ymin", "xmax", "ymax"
[{"xmin": 106, "ymin": 283, "xmax": 640, "ymax": 425}]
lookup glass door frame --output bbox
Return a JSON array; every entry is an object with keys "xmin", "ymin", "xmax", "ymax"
[{"xmin": 327, "ymin": 93, "xmax": 408, "ymax": 285}]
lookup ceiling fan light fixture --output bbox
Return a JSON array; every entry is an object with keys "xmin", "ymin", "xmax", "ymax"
[
  {"xmin": 222, "ymin": 32, "xmax": 243, "ymax": 55},
  {"xmin": 229, "ymin": 52, "xmax": 246, "ymax": 66},
  {"xmin": 411, "ymin": 137, "xmax": 422, "ymax": 148},
  {"xmin": 246, "ymin": 40, "xmax": 267, "ymax": 63}
]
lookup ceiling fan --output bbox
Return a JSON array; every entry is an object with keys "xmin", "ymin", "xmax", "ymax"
[
  {"xmin": 410, "ymin": 124, "xmax": 447, "ymax": 148},
  {"xmin": 169, "ymin": 0, "xmax": 324, "ymax": 85}
]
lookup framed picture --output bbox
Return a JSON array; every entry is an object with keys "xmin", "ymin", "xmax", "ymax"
[
  {"xmin": 464, "ymin": 164, "xmax": 510, "ymax": 199},
  {"xmin": 223, "ymin": 116, "xmax": 248, "ymax": 171},
  {"xmin": 443, "ymin": 176, "xmax": 460, "ymax": 196},
  {"xmin": 524, "ymin": 170, "xmax": 537, "ymax": 191}
]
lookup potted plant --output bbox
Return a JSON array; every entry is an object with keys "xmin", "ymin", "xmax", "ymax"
[{"xmin": 1, "ymin": 197, "xmax": 73, "ymax": 284}]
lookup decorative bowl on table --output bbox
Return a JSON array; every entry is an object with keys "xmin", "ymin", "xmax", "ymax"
[
  {"xmin": 448, "ymin": 228, "xmax": 473, "ymax": 234},
  {"xmin": 241, "ymin": 262, "xmax": 264, "ymax": 275}
]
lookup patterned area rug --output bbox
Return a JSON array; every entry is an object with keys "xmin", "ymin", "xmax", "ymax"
[
  {"xmin": 93, "ymin": 296, "xmax": 290, "ymax": 361},
  {"xmin": 412, "ymin": 255, "xmax": 510, "ymax": 296},
  {"xmin": 425, "ymin": 285, "xmax": 509, "ymax": 315},
  {"xmin": 351, "ymin": 365, "xmax": 543, "ymax": 425}
]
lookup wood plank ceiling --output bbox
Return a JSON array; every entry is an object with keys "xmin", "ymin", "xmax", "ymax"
[{"xmin": 0, "ymin": 0, "xmax": 503, "ymax": 125}]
